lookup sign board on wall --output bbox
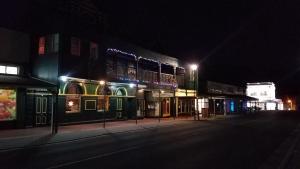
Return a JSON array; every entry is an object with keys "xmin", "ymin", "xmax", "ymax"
[{"xmin": 0, "ymin": 89, "xmax": 16, "ymax": 121}]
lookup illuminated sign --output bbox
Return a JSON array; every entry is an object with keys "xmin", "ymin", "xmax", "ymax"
[
  {"xmin": 246, "ymin": 82, "xmax": 276, "ymax": 101},
  {"xmin": 0, "ymin": 65, "xmax": 19, "ymax": 75}
]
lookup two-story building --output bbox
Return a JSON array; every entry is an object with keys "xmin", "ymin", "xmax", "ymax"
[{"xmin": 0, "ymin": 0, "xmax": 197, "ymax": 128}]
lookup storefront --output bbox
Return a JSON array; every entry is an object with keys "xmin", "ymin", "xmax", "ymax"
[
  {"xmin": 0, "ymin": 74, "xmax": 56, "ymax": 129},
  {"xmin": 175, "ymin": 89, "xmax": 196, "ymax": 117},
  {"xmin": 59, "ymin": 77, "xmax": 138, "ymax": 124}
]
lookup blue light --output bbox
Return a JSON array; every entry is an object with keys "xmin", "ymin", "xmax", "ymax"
[{"xmin": 230, "ymin": 101, "xmax": 234, "ymax": 112}]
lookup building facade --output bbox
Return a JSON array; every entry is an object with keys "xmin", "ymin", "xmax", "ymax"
[
  {"xmin": 0, "ymin": 1, "xmax": 198, "ymax": 129},
  {"xmin": 0, "ymin": 27, "xmax": 56, "ymax": 129},
  {"xmin": 198, "ymin": 80, "xmax": 257, "ymax": 117},
  {"xmin": 246, "ymin": 82, "xmax": 283, "ymax": 110}
]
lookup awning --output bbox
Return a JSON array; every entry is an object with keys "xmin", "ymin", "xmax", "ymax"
[{"xmin": 0, "ymin": 74, "xmax": 56, "ymax": 88}]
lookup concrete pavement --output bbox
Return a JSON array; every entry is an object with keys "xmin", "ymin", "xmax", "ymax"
[{"xmin": 0, "ymin": 117, "xmax": 196, "ymax": 150}]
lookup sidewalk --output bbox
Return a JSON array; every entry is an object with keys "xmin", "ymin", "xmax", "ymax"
[{"xmin": 0, "ymin": 117, "xmax": 194, "ymax": 150}]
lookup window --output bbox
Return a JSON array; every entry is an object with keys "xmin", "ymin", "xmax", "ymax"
[
  {"xmin": 65, "ymin": 83, "xmax": 83, "ymax": 113},
  {"xmin": 71, "ymin": 37, "xmax": 81, "ymax": 56},
  {"xmin": 106, "ymin": 59, "xmax": 115, "ymax": 77},
  {"xmin": 85, "ymin": 100, "xmax": 96, "ymax": 110},
  {"xmin": 161, "ymin": 73, "xmax": 173, "ymax": 84},
  {"xmin": 127, "ymin": 62, "xmax": 136, "ymax": 80},
  {"xmin": 90, "ymin": 42, "xmax": 98, "ymax": 59},
  {"xmin": 0, "ymin": 89, "xmax": 16, "ymax": 121},
  {"xmin": 0, "ymin": 65, "xmax": 19, "ymax": 75},
  {"xmin": 176, "ymin": 75, "xmax": 184, "ymax": 87},
  {"xmin": 190, "ymin": 70, "xmax": 195, "ymax": 81},
  {"xmin": 117, "ymin": 98, "xmax": 122, "ymax": 110},
  {"xmin": 38, "ymin": 34, "xmax": 59, "ymax": 55},
  {"xmin": 38, "ymin": 37, "xmax": 45, "ymax": 55},
  {"xmin": 97, "ymin": 96, "xmax": 105, "ymax": 111},
  {"xmin": 46, "ymin": 34, "xmax": 59, "ymax": 53},
  {"xmin": 116, "ymin": 60, "xmax": 126, "ymax": 79},
  {"xmin": 66, "ymin": 95, "xmax": 81, "ymax": 113}
]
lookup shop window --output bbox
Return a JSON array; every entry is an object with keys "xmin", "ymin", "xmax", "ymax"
[
  {"xmin": 90, "ymin": 42, "xmax": 98, "ymax": 59},
  {"xmin": 71, "ymin": 37, "xmax": 81, "ymax": 56},
  {"xmin": 0, "ymin": 89, "xmax": 16, "ymax": 121},
  {"xmin": 97, "ymin": 96, "xmax": 106, "ymax": 111},
  {"xmin": 66, "ymin": 95, "xmax": 81, "ymax": 113},
  {"xmin": 65, "ymin": 83, "xmax": 83, "ymax": 113}
]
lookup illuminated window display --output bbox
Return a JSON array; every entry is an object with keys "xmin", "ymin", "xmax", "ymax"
[
  {"xmin": 97, "ymin": 96, "xmax": 108, "ymax": 112},
  {"xmin": 0, "ymin": 89, "xmax": 16, "ymax": 121},
  {"xmin": 65, "ymin": 83, "xmax": 83, "ymax": 113},
  {"xmin": 66, "ymin": 95, "xmax": 81, "ymax": 113}
]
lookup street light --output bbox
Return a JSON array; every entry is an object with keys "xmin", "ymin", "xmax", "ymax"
[
  {"xmin": 190, "ymin": 64, "xmax": 198, "ymax": 120},
  {"xmin": 99, "ymin": 80, "xmax": 106, "ymax": 128}
]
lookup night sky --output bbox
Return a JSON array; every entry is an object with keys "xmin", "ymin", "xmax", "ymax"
[
  {"xmin": 1, "ymin": 0, "xmax": 299, "ymax": 97},
  {"xmin": 97, "ymin": 0, "xmax": 300, "ymax": 97}
]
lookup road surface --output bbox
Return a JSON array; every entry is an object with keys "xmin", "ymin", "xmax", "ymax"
[{"xmin": 1, "ymin": 111, "xmax": 299, "ymax": 169}]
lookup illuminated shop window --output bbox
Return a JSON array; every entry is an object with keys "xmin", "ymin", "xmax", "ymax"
[
  {"xmin": 0, "ymin": 89, "xmax": 16, "ymax": 121},
  {"xmin": 0, "ymin": 65, "xmax": 19, "ymax": 75},
  {"xmin": 65, "ymin": 83, "xmax": 83, "ymax": 113},
  {"xmin": 97, "ymin": 96, "xmax": 106, "ymax": 111}
]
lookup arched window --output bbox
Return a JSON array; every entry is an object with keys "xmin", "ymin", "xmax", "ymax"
[
  {"xmin": 65, "ymin": 83, "xmax": 83, "ymax": 113},
  {"xmin": 115, "ymin": 87, "xmax": 127, "ymax": 111},
  {"xmin": 115, "ymin": 87, "xmax": 127, "ymax": 96},
  {"xmin": 65, "ymin": 83, "xmax": 84, "ymax": 94}
]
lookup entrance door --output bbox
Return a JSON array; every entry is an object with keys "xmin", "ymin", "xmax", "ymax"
[
  {"xmin": 162, "ymin": 98, "xmax": 170, "ymax": 117},
  {"xmin": 36, "ymin": 96, "xmax": 48, "ymax": 126}
]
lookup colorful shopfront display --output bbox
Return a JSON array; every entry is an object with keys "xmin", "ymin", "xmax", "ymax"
[{"xmin": 0, "ymin": 89, "xmax": 16, "ymax": 121}]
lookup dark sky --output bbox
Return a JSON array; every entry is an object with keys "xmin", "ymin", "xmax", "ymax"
[{"xmin": 97, "ymin": 0, "xmax": 300, "ymax": 97}]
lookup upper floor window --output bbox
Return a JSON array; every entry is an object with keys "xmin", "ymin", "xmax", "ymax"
[
  {"xmin": 71, "ymin": 37, "xmax": 81, "ymax": 56},
  {"xmin": 38, "ymin": 34, "xmax": 59, "ymax": 55},
  {"xmin": 127, "ymin": 62, "xmax": 136, "ymax": 80},
  {"xmin": 90, "ymin": 42, "xmax": 98, "ymax": 59},
  {"xmin": 38, "ymin": 37, "xmax": 45, "ymax": 55}
]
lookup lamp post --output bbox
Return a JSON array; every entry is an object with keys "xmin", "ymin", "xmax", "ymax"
[
  {"xmin": 190, "ymin": 64, "xmax": 198, "ymax": 120},
  {"xmin": 135, "ymin": 57, "xmax": 141, "ymax": 124},
  {"xmin": 99, "ymin": 80, "xmax": 106, "ymax": 128}
]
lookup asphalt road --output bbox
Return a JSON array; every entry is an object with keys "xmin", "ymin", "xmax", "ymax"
[{"xmin": 1, "ymin": 111, "xmax": 300, "ymax": 169}]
